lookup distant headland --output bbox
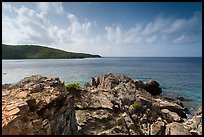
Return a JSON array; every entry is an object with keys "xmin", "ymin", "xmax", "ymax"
[{"xmin": 2, "ymin": 44, "xmax": 102, "ymax": 59}]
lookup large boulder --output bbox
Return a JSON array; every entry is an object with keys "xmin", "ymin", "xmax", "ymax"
[
  {"xmin": 144, "ymin": 80, "xmax": 162, "ymax": 95},
  {"xmin": 2, "ymin": 75, "xmax": 77, "ymax": 135}
]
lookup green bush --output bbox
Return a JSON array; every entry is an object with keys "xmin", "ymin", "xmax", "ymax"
[
  {"xmin": 65, "ymin": 82, "xmax": 80, "ymax": 92},
  {"xmin": 132, "ymin": 101, "xmax": 142, "ymax": 110}
]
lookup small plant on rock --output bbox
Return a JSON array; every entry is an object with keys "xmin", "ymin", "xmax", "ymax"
[
  {"xmin": 132, "ymin": 101, "xmax": 142, "ymax": 110},
  {"xmin": 65, "ymin": 82, "xmax": 80, "ymax": 93}
]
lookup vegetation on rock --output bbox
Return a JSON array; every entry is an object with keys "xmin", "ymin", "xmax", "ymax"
[
  {"xmin": 132, "ymin": 101, "xmax": 142, "ymax": 110},
  {"xmin": 2, "ymin": 44, "xmax": 102, "ymax": 59},
  {"xmin": 65, "ymin": 82, "xmax": 80, "ymax": 93}
]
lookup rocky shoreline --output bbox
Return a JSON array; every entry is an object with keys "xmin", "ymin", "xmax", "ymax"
[{"xmin": 2, "ymin": 73, "xmax": 202, "ymax": 135}]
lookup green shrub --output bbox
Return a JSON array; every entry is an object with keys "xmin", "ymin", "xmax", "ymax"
[
  {"xmin": 132, "ymin": 101, "xmax": 142, "ymax": 110},
  {"xmin": 65, "ymin": 82, "xmax": 80, "ymax": 92}
]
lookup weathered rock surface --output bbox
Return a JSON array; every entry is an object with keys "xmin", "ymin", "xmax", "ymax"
[
  {"xmin": 184, "ymin": 107, "xmax": 202, "ymax": 135},
  {"xmin": 2, "ymin": 73, "xmax": 202, "ymax": 135},
  {"xmin": 150, "ymin": 120, "xmax": 165, "ymax": 135},
  {"xmin": 156, "ymin": 100, "xmax": 187, "ymax": 118},
  {"xmin": 75, "ymin": 73, "xmax": 201, "ymax": 135},
  {"xmin": 165, "ymin": 122, "xmax": 192, "ymax": 135},
  {"xmin": 161, "ymin": 109, "xmax": 182, "ymax": 122},
  {"xmin": 2, "ymin": 75, "xmax": 77, "ymax": 135}
]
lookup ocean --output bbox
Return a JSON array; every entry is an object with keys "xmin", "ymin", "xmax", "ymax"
[{"xmin": 2, "ymin": 57, "xmax": 202, "ymax": 113}]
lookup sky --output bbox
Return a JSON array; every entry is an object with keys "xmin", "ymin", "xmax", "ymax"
[{"xmin": 2, "ymin": 2, "xmax": 202, "ymax": 57}]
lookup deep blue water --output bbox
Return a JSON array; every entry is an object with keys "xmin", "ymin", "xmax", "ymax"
[{"xmin": 2, "ymin": 57, "xmax": 202, "ymax": 113}]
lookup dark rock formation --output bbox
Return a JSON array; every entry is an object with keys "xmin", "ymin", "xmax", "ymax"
[
  {"xmin": 144, "ymin": 80, "xmax": 162, "ymax": 95},
  {"xmin": 2, "ymin": 75, "xmax": 77, "ymax": 135},
  {"xmin": 176, "ymin": 97, "xmax": 192, "ymax": 102}
]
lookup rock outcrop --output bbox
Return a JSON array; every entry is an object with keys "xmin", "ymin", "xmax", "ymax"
[
  {"xmin": 75, "ymin": 73, "xmax": 201, "ymax": 135},
  {"xmin": 165, "ymin": 122, "xmax": 192, "ymax": 135},
  {"xmin": 184, "ymin": 107, "xmax": 202, "ymax": 135},
  {"xmin": 2, "ymin": 73, "xmax": 202, "ymax": 135},
  {"xmin": 2, "ymin": 75, "xmax": 77, "ymax": 135},
  {"xmin": 144, "ymin": 80, "xmax": 162, "ymax": 95}
]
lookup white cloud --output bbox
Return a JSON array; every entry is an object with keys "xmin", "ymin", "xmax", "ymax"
[
  {"xmin": 3, "ymin": 3, "xmax": 54, "ymax": 45},
  {"xmin": 142, "ymin": 16, "xmax": 169, "ymax": 35},
  {"xmin": 37, "ymin": 2, "xmax": 64, "ymax": 15},
  {"xmin": 164, "ymin": 12, "xmax": 201, "ymax": 34},
  {"xmin": 173, "ymin": 35, "xmax": 197, "ymax": 44},
  {"xmin": 105, "ymin": 25, "xmax": 123, "ymax": 44},
  {"xmin": 146, "ymin": 35, "xmax": 157, "ymax": 44},
  {"xmin": 105, "ymin": 13, "xmax": 201, "ymax": 46},
  {"xmin": 105, "ymin": 23, "xmax": 144, "ymax": 45},
  {"xmin": 2, "ymin": 3, "xmax": 98, "ymax": 53},
  {"xmin": 67, "ymin": 13, "xmax": 91, "ymax": 36},
  {"xmin": 2, "ymin": 3, "xmax": 202, "ymax": 57}
]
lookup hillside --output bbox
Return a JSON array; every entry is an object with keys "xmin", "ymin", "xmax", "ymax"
[{"xmin": 2, "ymin": 44, "xmax": 102, "ymax": 59}]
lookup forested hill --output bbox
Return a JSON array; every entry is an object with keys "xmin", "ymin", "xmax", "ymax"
[{"xmin": 2, "ymin": 44, "xmax": 102, "ymax": 59}]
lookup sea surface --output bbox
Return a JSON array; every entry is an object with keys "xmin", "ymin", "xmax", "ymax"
[{"xmin": 2, "ymin": 57, "xmax": 202, "ymax": 114}]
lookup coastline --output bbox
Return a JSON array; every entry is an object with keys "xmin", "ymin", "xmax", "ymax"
[
  {"xmin": 2, "ymin": 73, "xmax": 202, "ymax": 135},
  {"xmin": 2, "ymin": 57, "xmax": 202, "ymax": 114}
]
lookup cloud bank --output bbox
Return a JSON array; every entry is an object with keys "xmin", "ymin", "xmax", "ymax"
[{"xmin": 2, "ymin": 3, "xmax": 202, "ymax": 56}]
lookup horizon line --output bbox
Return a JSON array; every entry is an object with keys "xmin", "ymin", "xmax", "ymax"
[{"xmin": 103, "ymin": 56, "xmax": 202, "ymax": 58}]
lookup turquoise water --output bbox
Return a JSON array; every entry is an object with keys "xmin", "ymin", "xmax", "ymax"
[{"xmin": 2, "ymin": 57, "xmax": 202, "ymax": 113}]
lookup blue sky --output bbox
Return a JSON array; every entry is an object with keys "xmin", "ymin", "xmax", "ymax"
[{"xmin": 2, "ymin": 2, "xmax": 202, "ymax": 57}]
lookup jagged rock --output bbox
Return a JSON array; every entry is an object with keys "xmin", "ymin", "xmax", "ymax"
[
  {"xmin": 144, "ymin": 80, "xmax": 162, "ymax": 95},
  {"xmin": 176, "ymin": 97, "xmax": 192, "ymax": 102},
  {"xmin": 2, "ymin": 75, "xmax": 77, "ymax": 135},
  {"xmin": 75, "ymin": 89, "xmax": 114, "ymax": 110},
  {"xmin": 184, "ymin": 107, "xmax": 202, "ymax": 135},
  {"xmin": 91, "ymin": 77, "xmax": 98, "ymax": 88},
  {"xmin": 158, "ymin": 100, "xmax": 187, "ymax": 118},
  {"xmin": 91, "ymin": 73, "xmax": 132, "ymax": 90},
  {"xmin": 84, "ymin": 83, "xmax": 92, "ymax": 89},
  {"xmin": 150, "ymin": 120, "xmax": 165, "ymax": 135},
  {"xmin": 3, "ymin": 73, "xmax": 200, "ymax": 135},
  {"xmin": 122, "ymin": 112, "xmax": 140, "ymax": 135},
  {"xmin": 75, "ymin": 109, "xmax": 117, "ymax": 135},
  {"xmin": 134, "ymin": 80, "xmax": 145, "ymax": 90},
  {"xmin": 82, "ymin": 73, "xmax": 202, "ymax": 135},
  {"xmin": 161, "ymin": 109, "xmax": 182, "ymax": 122},
  {"xmin": 97, "ymin": 126, "xmax": 129, "ymax": 135},
  {"xmin": 195, "ymin": 107, "xmax": 202, "ymax": 116},
  {"xmin": 161, "ymin": 96, "xmax": 175, "ymax": 102},
  {"xmin": 165, "ymin": 122, "xmax": 192, "ymax": 135}
]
